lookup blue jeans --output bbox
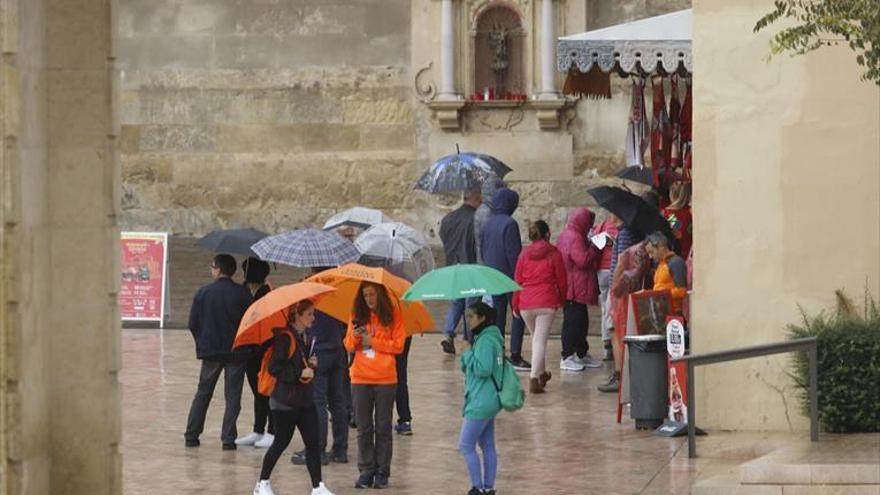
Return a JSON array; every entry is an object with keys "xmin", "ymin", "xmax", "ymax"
[
  {"xmin": 492, "ymin": 293, "xmax": 525, "ymax": 356},
  {"xmin": 443, "ymin": 298, "xmax": 470, "ymax": 341},
  {"xmin": 458, "ymin": 418, "xmax": 497, "ymax": 490}
]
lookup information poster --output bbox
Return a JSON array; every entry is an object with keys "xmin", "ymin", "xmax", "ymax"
[
  {"xmin": 119, "ymin": 232, "xmax": 168, "ymax": 327},
  {"xmin": 666, "ymin": 316, "xmax": 688, "ymax": 423}
]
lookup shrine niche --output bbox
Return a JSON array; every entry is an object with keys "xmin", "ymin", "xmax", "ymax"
[{"xmin": 471, "ymin": 4, "xmax": 526, "ymax": 101}]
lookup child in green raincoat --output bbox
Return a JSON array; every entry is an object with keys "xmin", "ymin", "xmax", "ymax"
[{"xmin": 459, "ymin": 302, "xmax": 503, "ymax": 495}]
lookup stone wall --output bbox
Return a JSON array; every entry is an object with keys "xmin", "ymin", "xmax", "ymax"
[
  {"xmin": 1, "ymin": 0, "xmax": 121, "ymax": 493},
  {"xmin": 118, "ymin": 0, "xmax": 690, "ymax": 243},
  {"xmin": 691, "ymin": 0, "xmax": 880, "ymax": 430}
]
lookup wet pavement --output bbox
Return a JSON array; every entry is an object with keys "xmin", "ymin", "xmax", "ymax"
[{"xmin": 122, "ymin": 328, "xmax": 714, "ymax": 494}]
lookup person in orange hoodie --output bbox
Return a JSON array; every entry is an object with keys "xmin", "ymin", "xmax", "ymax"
[
  {"xmin": 645, "ymin": 231, "xmax": 688, "ymax": 316},
  {"xmin": 343, "ymin": 282, "xmax": 406, "ymax": 490}
]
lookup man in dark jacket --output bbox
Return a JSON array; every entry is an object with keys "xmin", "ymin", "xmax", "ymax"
[
  {"xmin": 474, "ymin": 177, "xmax": 505, "ymax": 263},
  {"xmin": 479, "ymin": 188, "xmax": 530, "ymax": 370},
  {"xmin": 438, "ymin": 187, "xmax": 481, "ymax": 354},
  {"xmin": 184, "ymin": 254, "xmax": 253, "ymax": 450}
]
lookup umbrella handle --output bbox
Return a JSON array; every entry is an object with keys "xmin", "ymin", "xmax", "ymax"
[{"xmin": 456, "ymin": 143, "xmax": 460, "ymax": 154}]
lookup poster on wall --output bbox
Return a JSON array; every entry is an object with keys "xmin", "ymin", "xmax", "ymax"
[{"xmin": 119, "ymin": 232, "xmax": 168, "ymax": 327}]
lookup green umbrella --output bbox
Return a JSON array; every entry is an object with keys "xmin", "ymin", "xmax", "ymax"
[{"xmin": 402, "ymin": 264, "xmax": 521, "ymax": 301}]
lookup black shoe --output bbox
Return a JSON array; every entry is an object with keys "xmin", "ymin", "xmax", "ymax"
[
  {"xmin": 221, "ymin": 443, "xmax": 236, "ymax": 451},
  {"xmin": 510, "ymin": 355, "xmax": 531, "ymax": 371},
  {"xmin": 290, "ymin": 449, "xmax": 328, "ymax": 465},
  {"xmin": 184, "ymin": 438, "xmax": 200, "ymax": 448},
  {"xmin": 484, "ymin": 490, "xmax": 496, "ymax": 495},
  {"xmin": 373, "ymin": 473, "xmax": 389, "ymax": 489},
  {"xmin": 355, "ymin": 473, "xmax": 374, "ymax": 489},
  {"xmin": 467, "ymin": 488, "xmax": 482, "ymax": 495},
  {"xmin": 330, "ymin": 452, "xmax": 349, "ymax": 464},
  {"xmin": 394, "ymin": 421, "xmax": 413, "ymax": 436},
  {"xmin": 441, "ymin": 336, "xmax": 456, "ymax": 354}
]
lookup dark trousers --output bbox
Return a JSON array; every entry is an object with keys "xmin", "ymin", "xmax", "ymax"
[
  {"xmin": 184, "ymin": 358, "xmax": 246, "ymax": 445},
  {"xmin": 352, "ymin": 384, "xmax": 396, "ymax": 477},
  {"xmin": 395, "ymin": 337, "xmax": 412, "ymax": 423},
  {"xmin": 561, "ymin": 300, "xmax": 590, "ymax": 359},
  {"xmin": 260, "ymin": 405, "xmax": 322, "ymax": 488},
  {"xmin": 492, "ymin": 293, "xmax": 526, "ymax": 356},
  {"xmin": 313, "ymin": 347, "xmax": 349, "ymax": 456},
  {"xmin": 245, "ymin": 351, "xmax": 274, "ymax": 435}
]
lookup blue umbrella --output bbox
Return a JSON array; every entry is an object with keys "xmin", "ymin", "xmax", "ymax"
[
  {"xmin": 415, "ymin": 150, "xmax": 512, "ymax": 194},
  {"xmin": 251, "ymin": 229, "xmax": 361, "ymax": 268}
]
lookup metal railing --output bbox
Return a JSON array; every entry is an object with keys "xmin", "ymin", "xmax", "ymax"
[{"xmin": 672, "ymin": 336, "xmax": 819, "ymax": 458}]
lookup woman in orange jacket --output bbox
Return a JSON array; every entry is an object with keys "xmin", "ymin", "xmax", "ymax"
[{"xmin": 343, "ymin": 282, "xmax": 406, "ymax": 490}]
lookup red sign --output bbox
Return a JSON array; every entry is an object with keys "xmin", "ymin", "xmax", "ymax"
[{"xmin": 119, "ymin": 232, "xmax": 168, "ymax": 325}]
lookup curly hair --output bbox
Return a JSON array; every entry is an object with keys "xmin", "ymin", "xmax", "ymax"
[{"xmin": 353, "ymin": 282, "xmax": 395, "ymax": 327}]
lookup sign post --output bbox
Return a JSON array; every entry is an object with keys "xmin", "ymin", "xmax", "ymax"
[{"xmin": 119, "ymin": 232, "xmax": 169, "ymax": 328}]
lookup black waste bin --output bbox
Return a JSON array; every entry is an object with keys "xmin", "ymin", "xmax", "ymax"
[{"xmin": 625, "ymin": 334, "xmax": 668, "ymax": 430}]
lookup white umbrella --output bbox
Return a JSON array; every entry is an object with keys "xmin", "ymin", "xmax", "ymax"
[
  {"xmin": 355, "ymin": 222, "xmax": 435, "ymax": 282},
  {"xmin": 323, "ymin": 207, "xmax": 391, "ymax": 231}
]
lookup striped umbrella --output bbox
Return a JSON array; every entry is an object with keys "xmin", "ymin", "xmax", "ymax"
[
  {"xmin": 415, "ymin": 151, "xmax": 512, "ymax": 194},
  {"xmin": 251, "ymin": 229, "xmax": 361, "ymax": 268}
]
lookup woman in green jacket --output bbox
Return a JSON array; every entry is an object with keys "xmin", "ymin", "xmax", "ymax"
[{"xmin": 459, "ymin": 302, "xmax": 503, "ymax": 495}]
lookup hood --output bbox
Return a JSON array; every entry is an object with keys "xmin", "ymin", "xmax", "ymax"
[
  {"xmin": 481, "ymin": 177, "xmax": 506, "ymax": 207},
  {"xmin": 475, "ymin": 325, "xmax": 503, "ymax": 347},
  {"xmin": 524, "ymin": 239, "xmax": 556, "ymax": 260},
  {"xmin": 566, "ymin": 208, "xmax": 595, "ymax": 235},
  {"xmin": 490, "ymin": 188, "xmax": 519, "ymax": 215}
]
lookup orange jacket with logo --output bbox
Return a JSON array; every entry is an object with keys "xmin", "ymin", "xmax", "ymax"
[
  {"xmin": 344, "ymin": 309, "xmax": 406, "ymax": 385},
  {"xmin": 653, "ymin": 252, "xmax": 688, "ymax": 315}
]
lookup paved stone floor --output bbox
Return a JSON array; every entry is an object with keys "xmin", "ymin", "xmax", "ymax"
[{"xmin": 120, "ymin": 328, "xmax": 749, "ymax": 495}]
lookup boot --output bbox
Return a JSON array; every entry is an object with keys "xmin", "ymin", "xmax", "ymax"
[
  {"xmin": 529, "ymin": 377, "xmax": 545, "ymax": 394},
  {"xmin": 539, "ymin": 371, "xmax": 552, "ymax": 388},
  {"xmin": 597, "ymin": 371, "xmax": 620, "ymax": 393}
]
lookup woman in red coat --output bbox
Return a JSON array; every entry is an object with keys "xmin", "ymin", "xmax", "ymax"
[{"xmin": 512, "ymin": 221, "xmax": 567, "ymax": 394}]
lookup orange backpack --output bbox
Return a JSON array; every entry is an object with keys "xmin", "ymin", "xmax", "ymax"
[{"xmin": 257, "ymin": 330, "xmax": 312, "ymax": 397}]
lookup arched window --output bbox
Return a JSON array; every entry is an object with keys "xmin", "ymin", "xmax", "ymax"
[{"xmin": 473, "ymin": 5, "xmax": 525, "ymax": 100}]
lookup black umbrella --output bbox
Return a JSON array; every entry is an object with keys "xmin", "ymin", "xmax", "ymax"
[
  {"xmin": 587, "ymin": 186, "xmax": 675, "ymax": 242},
  {"xmin": 196, "ymin": 228, "xmax": 269, "ymax": 257},
  {"xmin": 616, "ymin": 166, "xmax": 654, "ymax": 186}
]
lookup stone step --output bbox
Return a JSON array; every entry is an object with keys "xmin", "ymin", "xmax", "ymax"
[{"xmin": 693, "ymin": 475, "xmax": 880, "ymax": 495}]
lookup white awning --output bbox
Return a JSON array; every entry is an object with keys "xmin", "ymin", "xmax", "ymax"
[{"xmin": 557, "ymin": 9, "xmax": 692, "ymax": 74}]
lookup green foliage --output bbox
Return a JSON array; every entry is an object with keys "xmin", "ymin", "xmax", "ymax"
[
  {"xmin": 754, "ymin": 0, "xmax": 880, "ymax": 84},
  {"xmin": 787, "ymin": 289, "xmax": 880, "ymax": 433}
]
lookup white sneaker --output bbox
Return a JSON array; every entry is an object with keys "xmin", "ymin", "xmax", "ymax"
[
  {"xmin": 311, "ymin": 482, "xmax": 336, "ymax": 495},
  {"xmin": 254, "ymin": 480, "xmax": 275, "ymax": 495},
  {"xmin": 560, "ymin": 356, "xmax": 586, "ymax": 372},
  {"xmin": 254, "ymin": 433, "xmax": 274, "ymax": 448},
  {"xmin": 236, "ymin": 432, "xmax": 263, "ymax": 446},
  {"xmin": 575, "ymin": 352, "xmax": 603, "ymax": 368}
]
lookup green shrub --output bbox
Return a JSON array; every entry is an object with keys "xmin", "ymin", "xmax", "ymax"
[{"xmin": 787, "ymin": 290, "xmax": 880, "ymax": 433}]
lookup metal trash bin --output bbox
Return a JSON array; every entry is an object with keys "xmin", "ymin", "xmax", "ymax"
[{"xmin": 625, "ymin": 334, "xmax": 668, "ymax": 430}]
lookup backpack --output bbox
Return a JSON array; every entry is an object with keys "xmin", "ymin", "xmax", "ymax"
[
  {"xmin": 491, "ymin": 355, "xmax": 525, "ymax": 412},
  {"xmin": 257, "ymin": 330, "xmax": 297, "ymax": 397}
]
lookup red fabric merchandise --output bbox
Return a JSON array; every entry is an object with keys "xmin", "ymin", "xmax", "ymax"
[
  {"xmin": 512, "ymin": 239, "xmax": 567, "ymax": 314},
  {"xmin": 662, "ymin": 206, "xmax": 692, "ymax": 259},
  {"xmin": 592, "ymin": 219, "xmax": 619, "ymax": 270},
  {"xmin": 556, "ymin": 208, "xmax": 602, "ymax": 306}
]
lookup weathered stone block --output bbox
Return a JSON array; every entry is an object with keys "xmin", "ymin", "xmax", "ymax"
[
  {"xmin": 360, "ymin": 125, "xmax": 415, "ymax": 151},
  {"xmin": 215, "ymin": 124, "xmax": 360, "ymax": 153},
  {"xmin": 116, "ymin": 36, "xmax": 214, "ymax": 70},
  {"xmin": 343, "ymin": 97, "xmax": 412, "ymax": 125},
  {"xmin": 47, "ymin": 69, "xmax": 111, "ymax": 148},
  {"xmin": 121, "ymin": 156, "xmax": 172, "ymax": 184},
  {"xmin": 137, "ymin": 124, "xmax": 216, "ymax": 152},
  {"xmin": 47, "ymin": 0, "xmax": 111, "ymax": 69}
]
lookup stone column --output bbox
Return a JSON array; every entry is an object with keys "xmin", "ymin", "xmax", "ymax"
[
  {"xmin": 539, "ymin": 0, "xmax": 558, "ymax": 97},
  {"xmin": 438, "ymin": 0, "xmax": 457, "ymax": 99}
]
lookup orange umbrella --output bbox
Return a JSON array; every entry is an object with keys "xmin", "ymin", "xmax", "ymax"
[
  {"xmin": 234, "ymin": 282, "xmax": 337, "ymax": 348},
  {"xmin": 306, "ymin": 263, "xmax": 436, "ymax": 335}
]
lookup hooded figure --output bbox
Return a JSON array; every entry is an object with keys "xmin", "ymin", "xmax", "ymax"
[
  {"xmin": 474, "ymin": 177, "xmax": 506, "ymax": 263},
  {"xmin": 556, "ymin": 209, "xmax": 602, "ymax": 306},
  {"xmin": 478, "ymin": 188, "xmax": 521, "ymax": 278}
]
